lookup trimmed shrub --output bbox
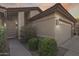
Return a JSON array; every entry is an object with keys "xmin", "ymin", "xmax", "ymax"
[
  {"xmin": 28, "ymin": 38, "xmax": 39, "ymax": 51},
  {"xmin": 0, "ymin": 26, "xmax": 6, "ymax": 52},
  {"xmin": 20, "ymin": 24, "xmax": 37, "ymax": 43},
  {"xmin": 38, "ymin": 37, "xmax": 58, "ymax": 56}
]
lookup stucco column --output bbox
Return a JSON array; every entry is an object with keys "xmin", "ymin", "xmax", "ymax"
[{"xmin": 18, "ymin": 12, "xmax": 24, "ymax": 40}]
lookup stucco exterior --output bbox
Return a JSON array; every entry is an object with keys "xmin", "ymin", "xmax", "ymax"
[
  {"xmin": 18, "ymin": 12, "xmax": 24, "ymax": 39},
  {"xmin": 29, "ymin": 10, "xmax": 40, "ymax": 18},
  {"xmin": 31, "ymin": 12, "xmax": 74, "ymax": 45},
  {"xmin": 32, "ymin": 14, "xmax": 55, "ymax": 38}
]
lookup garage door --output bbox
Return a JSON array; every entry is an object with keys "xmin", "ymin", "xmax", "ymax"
[{"xmin": 55, "ymin": 21, "xmax": 71, "ymax": 45}]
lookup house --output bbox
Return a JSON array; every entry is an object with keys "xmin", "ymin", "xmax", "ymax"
[
  {"xmin": 0, "ymin": 3, "xmax": 77, "ymax": 46},
  {"xmin": 29, "ymin": 3, "xmax": 77, "ymax": 45},
  {"xmin": 0, "ymin": 6, "xmax": 42, "ymax": 39}
]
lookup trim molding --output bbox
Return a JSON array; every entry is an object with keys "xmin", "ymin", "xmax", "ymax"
[
  {"xmin": 29, "ymin": 3, "xmax": 77, "ymax": 23},
  {"xmin": 59, "ymin": 19, "xmax": 72, "ymax": 25},
  {"xmin": 7, "ymin": 7, "xmax": 42, "ymax": 12}
]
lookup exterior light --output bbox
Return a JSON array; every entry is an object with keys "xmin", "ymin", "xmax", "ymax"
[
  {"xmin": 4, "ymin": 23, "xmax": 6, "ymax": 27},
  {"xmin": 56, "ymin": 19, "xmax": 60, "ymax": 28},
  {"xmin": 16, "ymin": 21, "xmax": 18, "ymax": 24},
  {"xmin": 59, "ymin": 21, "xmax": 63, "ymax": 24},
  {"xmin": 15, "ymin": 20, "xmax": 18, "ymax": 29},
  {"xmin": 56, "ymin": 19, "xmax": 59, "ymax": 25}
]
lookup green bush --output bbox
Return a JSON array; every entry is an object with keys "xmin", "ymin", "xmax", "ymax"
[
  {"xmin": 28, "ymin": 38, "xmax": 39, "ymax": 51},
  {"xmin": 20, "ymin": 24, "xmax": 37, "ymax": 43},
  {"xmin": 38, "ymin": 37, "xmax": 58, "ymax": 56},
  {"xmin": 0, "ymin": 26, "xmax": 6, "ymax": 52}
]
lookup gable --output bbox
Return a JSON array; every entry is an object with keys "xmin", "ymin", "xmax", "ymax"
[
  {"xmin": 29, "ymin": 3, "xmax": 77, "ymax": 23},
  {"xmin": 29, "ymin": 10, "xmax": 41, "ymax": 18}
]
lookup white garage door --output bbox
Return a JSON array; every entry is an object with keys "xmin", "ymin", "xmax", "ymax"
[{"xmin": 55, "ymin": 22, "xmax": 71, "ymax": 45}]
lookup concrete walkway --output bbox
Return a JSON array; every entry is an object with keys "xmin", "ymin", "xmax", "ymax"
[
  {"xmin": 8, "ymin": 35, "xmax": 79, "ymax": 56},
  {"xmin": 60, "ymin": 35, "xmax": 79, "ymax": 56},
  {"xmin": 8, "ymin": 39, "xmax": 32, "ymax": 56}
]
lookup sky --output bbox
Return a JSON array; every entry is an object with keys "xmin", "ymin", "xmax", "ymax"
[{"xmin": 0, "ymin": 3, "xmax": 79, "ymax": 18}]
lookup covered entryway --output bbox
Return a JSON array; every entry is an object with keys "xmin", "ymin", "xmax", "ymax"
[
  {"xmin": 6, "ymin": 11, "xmax": 25, "ymax": 40},
  {"xmin": 55, "ymin": 21, "xmax": 72, "ymax": 45},
  {"xmin": 6, "ymin": 12, "xmax": 18, "ymax": 39}
]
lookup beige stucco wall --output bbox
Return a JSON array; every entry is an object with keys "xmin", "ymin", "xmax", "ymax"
[
  {"xmin": 31, "ymin": 12, "xmax": 74, "ymax": 45},
  {"xmin": 32, "ymin": 14, "xmax": 55, "ymax": 38},
  {"xmin": 29, "ymin": 10, "xmax": 40, "ymax": 18},
  {"xmin": 18, "ymin": 12, "xmax": 24, "ymax": 39},
  {"xmin": 54, "ymin": 12, "xmax": 73, "ymax": 25}
]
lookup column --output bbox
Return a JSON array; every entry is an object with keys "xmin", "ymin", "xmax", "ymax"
[{"xmin": 18, "ymin": 12, "xmax": 24, "ymax": 40}]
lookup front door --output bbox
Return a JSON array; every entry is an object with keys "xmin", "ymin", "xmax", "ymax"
[{"xmin": 6, "ymin": 13, "xmax": 18, "ymax": 39}]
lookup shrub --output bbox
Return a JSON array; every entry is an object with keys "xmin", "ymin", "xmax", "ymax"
[
  {"xmin": 0, "ymin": 26, "xmax": 6, "ymax": 52},
  {"xmin": 20, "ymin": 24, "xmax": 37, "ymax": 43},
  {"xmin": 28, "ymin": 38, "xmax": 39, "ymax": 51},
  {"xmin": 38, "ymin": 37, "xmax": 58, "ymax": 56}
]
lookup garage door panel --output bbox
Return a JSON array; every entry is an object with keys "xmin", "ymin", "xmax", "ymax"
[{"xmin": 55, "ymin": 22, "xmax": 71, "ymax": 45}]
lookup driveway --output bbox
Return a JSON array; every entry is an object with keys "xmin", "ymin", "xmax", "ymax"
[
  {"xmin": 8, "ymin": 39, "xmax": 32, "ymax": 56},
  {"xmin": 60, "ymin": 35, "xmax": 79, "ymax": 56}
]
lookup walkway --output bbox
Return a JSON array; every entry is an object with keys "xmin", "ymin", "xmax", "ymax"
[
  {"xmin": 8, "ymin": 39, "xmax": 32, "ymax": 56},
  {"xmin": 8, "ymin": 35, "xmax": 79, "ymax": 56},
  {"xmin": 60, "ymin": 35, "xmax": 79, "ymax": 56}
]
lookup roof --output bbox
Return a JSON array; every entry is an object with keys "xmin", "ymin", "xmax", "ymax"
[
  {"xmin": 29, "ymin": 3, "xmax": 77, "ymax": 23},
  {"xmin": 7, "ymin": 7, "xmax": 42, "ymax": 12},
  {"xmin": 0, "ymin": 5, "xmax": 7, "ymax": 9},
  {"xmin": 0, "ymin": 5, "xmax": 43, "ymax": 13}
]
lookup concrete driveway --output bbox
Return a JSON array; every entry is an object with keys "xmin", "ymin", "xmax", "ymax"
[{"xmin": 60, "ymin": 35, "xmax": 79, "ymax": 56}]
